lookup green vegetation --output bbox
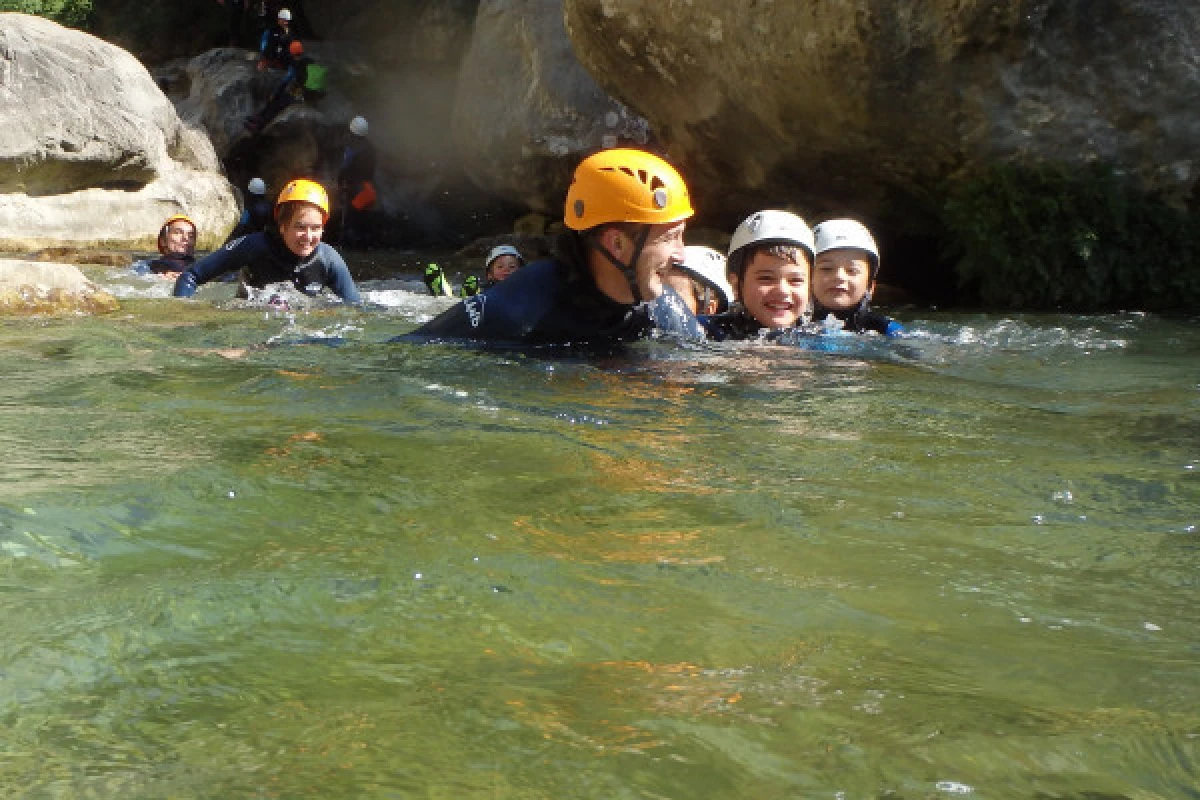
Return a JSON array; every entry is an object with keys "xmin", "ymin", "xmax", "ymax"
[
  {"xmin": 943, "ymin": 163, "xmax": 1200, "ymax": 310},
  {"xmin": 0, "ymin": 0, "xmax": 91, "ymax": 26}
]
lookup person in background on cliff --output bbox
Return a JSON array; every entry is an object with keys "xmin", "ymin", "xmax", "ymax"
[
  {"xmin": 338, "ymin": 116, "xmax": 378, "ymax": 248},
  {"xmin": 408, "ymin": 148, "xmax": 702, "ymax": 344},
  {"xmin": 245, "ymin": 40, "xmax": 323, "ymax": 132},
  {"xmin": 664, "ymin": 245, "xmax": 733, "ymax": 316},
  {"xmin": 258, "ymin": 7, "xmax": 293, "ymax": 71},
  {"xmin": 700, "ymin": 210, "xmax": 815, "ymax": 341},
  {"xmin": 173, "ymin": 179, "xmax": 360, "ymax": 303},
  {"xmin": 142, "ymin": 214, "xmax": 198, "ymax": 279},
  {"xmin": 226, "ymin": 178, "xmax": 273, "ymax": 242},
  {"xmin": 811, "ymin": 219, "xmax": 903, "ymax": 336}
]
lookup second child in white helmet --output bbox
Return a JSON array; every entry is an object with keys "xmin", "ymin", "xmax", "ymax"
[
  {"xmin": 665, "ymin": 245, "xmax": 734, "ymax": 315},
  {"xmin": 258, "ymin": 7, "xmax": 294, "ymax": 71},
  {"xmin": 812, "ymin": 219, "xmax": 903, "ymax": 336},
  {"xmin": 701, "ymin": 210, "xmax": 815, "ymax": 341}
]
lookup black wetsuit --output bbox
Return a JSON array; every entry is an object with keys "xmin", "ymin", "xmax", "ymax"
[
  {"xmin": 259, "ymin": 23, "xmax": 292, "ymax": 69},
  {"xmin": 228, "ymin": 196, "xmax": 272, "ymax": 241},
  {"xmin": 699, "ymin": 306, "xmax": 773, "ymax": 342},
  {"xmin": 812, "ymin": 298, "xmax": 903, "ymax": 336},
  {"xmin": 173, "ymin": 230, "xmax": 360, "ymax": 303},
  {"xmin": 410, "ymin": 257, "xmax": 702, "ymax": 345}
]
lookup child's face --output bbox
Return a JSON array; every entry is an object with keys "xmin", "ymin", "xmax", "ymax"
[
  {"xmin": 487, "ymin": 255, "xmax": 520, "ymax": 283},
  {"xmin": 813, "ymin": 248, "xmax": 872, "ymax": 311},
  {"xmin": 739, "ymin": 251, "xmax": 810, "ymax": 328}
]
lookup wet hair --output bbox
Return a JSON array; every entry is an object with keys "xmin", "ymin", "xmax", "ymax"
[
  {"xmin": 730, "ymin": 243, "xmax": 809, "ymax": 280},
  {"xmin": 276, "ymin": 200, "xmax": 324, "ymax": 229}
]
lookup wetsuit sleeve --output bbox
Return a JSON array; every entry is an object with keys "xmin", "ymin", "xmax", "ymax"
[
  {"xmin": 320, "ymin": 247, "xmax": 361, "ymax": 303},
  {"xmin": 411, "ymin": 262, "xmax": 556, "ymax": 340},
  {"xmin": 855, "ymin": 310, "xmax": 903, "ymax": 337},
  {"xmin": 173, "ymin": 235, "xmax": 256, "ymax": 297}
]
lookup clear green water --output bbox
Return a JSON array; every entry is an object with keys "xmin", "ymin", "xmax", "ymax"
[{"xmin": 1, "ymin": 279, "xmax": 1197, "ymax": 798}]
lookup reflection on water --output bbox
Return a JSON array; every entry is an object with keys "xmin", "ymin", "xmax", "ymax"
[{"xmin": 0, "ymin": 278, "xmax": 1197, "ymax": 797}]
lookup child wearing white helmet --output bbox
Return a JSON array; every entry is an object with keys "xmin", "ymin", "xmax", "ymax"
[
  {"xmin": 454, "ymin": 244, "xmax": 527, "ymax": 298},
  {"xmin": 811, "ymin": 219, "xmax": 903, "ymax": 336},
  {"xmin": 665, "ymin": 245, "xmax": 734, "ymax": 315},
  {"xmin": 701, "ymin": 210, "xmax": 815, "ymax": 341},
  {"xmin": 258, "ymin": 7, "xmax": 294, "ymax": 71}
]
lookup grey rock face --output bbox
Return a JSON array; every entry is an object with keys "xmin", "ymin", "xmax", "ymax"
[
  {"xmin": 562, "ymin": 0, "xmax": 1200, "ymax": 228},
  {"xmin": 0, "ymin": 14, "xmax": 236, "ymax": 251}
]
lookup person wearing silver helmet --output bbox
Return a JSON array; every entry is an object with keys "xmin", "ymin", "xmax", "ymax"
[{"xmin": 811, "ymin": 219, "xmax": 903, "ymax": 336}]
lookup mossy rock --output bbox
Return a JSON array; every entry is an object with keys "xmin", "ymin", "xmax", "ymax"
[{"xmin": 0, "ymin": 260, "xmax": 119, "ymax": 315}]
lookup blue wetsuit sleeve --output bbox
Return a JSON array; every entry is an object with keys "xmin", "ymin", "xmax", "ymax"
[
  {"xmin": 320, "ymin": 246, "xmax": 361, "ymax": 303},
  {"xmin": 412, "ymin": 262, "xmax": 557, "ymax": 340},
  {"xmin": 884, "ymin": 320, "xmax": 904, "ymax": 337},
  {"xmin": 174, "ymin": 235, "xmax": 256, "ymax": 297},
  {"xmin": 645, "ymin": 286, "xmax": 704, "ymax": 340},
  {"xmin": 259, "ymin": 30, "xmax": 270, "ymax": 56}
]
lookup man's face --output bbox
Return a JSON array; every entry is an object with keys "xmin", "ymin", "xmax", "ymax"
[
  {"xmin": 163, "ymin": 221, "xmax": 196, "ymax": 257},
  {"xmin": 738, "ymin": 251, "xmax": 810, "ymax": 328},
  {"xmin": 813, "ymin": 248, "xmax": 872, "ymax": 311},
  {"xmin": 630, "ymin": 220, "xmax": 687, "ymax": 301}
]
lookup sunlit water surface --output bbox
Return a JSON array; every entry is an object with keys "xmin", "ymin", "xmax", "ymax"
[{"xmin": 0, "ymin": 271, "xmax": 1197, "ymax": 798}]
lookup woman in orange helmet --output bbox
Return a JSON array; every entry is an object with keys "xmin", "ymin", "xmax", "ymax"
[
  {"xmin": 412, "ymin": 148, "xmax": 701, "ymax": 343},
  {"xmin": 173, "ymin": 178, "xmax": 360, "ymax": 303}
]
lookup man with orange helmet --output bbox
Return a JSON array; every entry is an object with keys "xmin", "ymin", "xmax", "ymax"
[
  {"xmin": 412, "ymin": 148, "xmax": 702, "ymax": 343},
  {"xmin": 146, "ymin": 214, "xmax": 198, "ymax": 279},
  {"xmin": 173, "ymin": 179, "xmax": 360, "ymax": 303}
]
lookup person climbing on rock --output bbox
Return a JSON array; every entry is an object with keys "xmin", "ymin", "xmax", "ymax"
[
  {"xmin": 144, "ymin": 214, "xmax": 198, "ymax": 279},
  {"xmin": 226, "ymin": 178, "xmax": 273, "ymax": 242},
  {"xmin": 337, "ymin": 116, "xmax": 378, "ymax": 248},
  {"xmin": 173, "ymin": 179, "xmax": 360, "ymax": 303},
  {"xmin": 409, "ymin": 148, "xmax": 703, "ymax": 344},
  {"xmin": 700, "ymin": 210, "xmax": 815, "ymax": 341},
  {"xmin": 664, "ymin": 245, "xmax": 733, "ymax": 316},
  {"xmin": 258, "ymin": 7, "xmax": 293, "ymax": 71},
  {"xmin": 811, "ymin": 219, "xmax": 903, "ymax": 336},
  {"xmin": 244, "ymin": 40, "xmax": 323, "ymax": 133}
]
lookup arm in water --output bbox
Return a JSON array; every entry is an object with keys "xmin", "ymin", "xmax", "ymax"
[
  {"xmin": 174, "ymin": 235, "xmax": 257, "ymax": 297},
  {"xmin": 644, "ymin": 285, "xmax": 705, "ymax": 341},
  {"xmin": 317, "ymin": 245, "xmax": 361, "ymax": 304}
]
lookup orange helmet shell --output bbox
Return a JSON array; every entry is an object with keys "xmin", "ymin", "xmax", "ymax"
[
  {"xmin": 275, "ymin": 179, "xmax": 330, "ymax": 223},
  {"xmin": 564, "ymin": 148, "xmax": 694, "ymax": 231}
]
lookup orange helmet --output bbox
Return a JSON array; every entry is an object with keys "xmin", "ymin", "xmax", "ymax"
[
  {"xmin": 289, "ymin": 40, "xmax": 303, "ymax": 56},
  {"xmin": 157, "ymin": 214, "xmax": 197, "ymax": 254},
  {"xmin": 564, "ymin": 148, "xmax": 694, "ymax": 231},
  {"xmin": 275, "ymin": 179, "xmax": 330, "ymax": 223}
]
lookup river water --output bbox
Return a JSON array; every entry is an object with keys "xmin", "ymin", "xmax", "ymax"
[{"xmin": 0, "ymin": 268, "xmax": 1196, "ymax": 798}]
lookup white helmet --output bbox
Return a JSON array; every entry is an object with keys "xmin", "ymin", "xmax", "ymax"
[
  {"xmin": 727, "ymin": 209, "xmax": 815, "ymax": 277},
  {"xmin": 349, "ymin": 116, "xmax": 369, "ymax": 136},
  {"xmin": 484, "ymin": 244, "xmax": 524, "ymax": 271},
  {"xmin": 277, "ymin": 8, "xmax": 292, "ymax": 21},
  {"xmin": 813, "ymin": 219, "xmax": 879, "ymax": 272},
  {"xmin": 247, "ymin": 177, "xmax": 267, "ymax": 195},
  {"xmin": 678, "ymin": 245, "xmax": 734, "ymax": 313}
]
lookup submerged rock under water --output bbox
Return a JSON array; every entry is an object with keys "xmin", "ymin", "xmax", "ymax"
[{"xmin": 0, "ymin": 260, "xmax": 119, "ymax": 315}]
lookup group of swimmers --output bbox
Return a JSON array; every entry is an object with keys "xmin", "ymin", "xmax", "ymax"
[{"xmin": 146, "ymin": 147, "xmax": 901, "ymax": 344}]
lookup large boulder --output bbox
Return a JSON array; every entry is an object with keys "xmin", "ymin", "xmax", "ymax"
[
  {"xmin": 562, "ymin": 0, "xmax": 1200, "ymax": 229},
  {"xmin": 0, "ymin": 260, "xmax": 119, "ymax": 315},
  {"xmin": 451, "ymin": 0, "xmax": 650, "ymax": 213},
  {"xmin": 0, "ymin": 14, "xmax": 237, "ymax": 251}
]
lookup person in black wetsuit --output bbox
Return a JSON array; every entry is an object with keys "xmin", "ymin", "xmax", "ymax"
[
  {"xmin": 700, "ymin": 210, "xmax": 816, "ymax": 341},
  {"xmin": 224, "ymin": 177, "xmax": 273, "ymax": 243},
  {"xmin": 173, "ymin": 179, "xmax": 360, "ymax": 303},
  {"xmin": 410, "ymin": 148, "xmax": 703, "ymax": 345},
  {"xmin": 145, "ymin": 214, "xmax": 198, "ymax": 279},
  {"xmin": 258, "ymin": 7, "xmax": 293, "ymax": 71},
  {"xmin": 811, "ymin": 219, "xmax": 903, "ymax": 336},
  {"xmin": 337, "ymin": 116, "xmax": 378, "ymax": 247}
]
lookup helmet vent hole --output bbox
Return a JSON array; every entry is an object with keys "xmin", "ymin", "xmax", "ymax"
[
  {"xmin": 638, "ymin": 169, "xmax": 648, "ymax": 184},
  {"xmin": 650, "ymin": 176, "xmax": 665, "ymax": 191},
  {"xmin": 574, "ymin": 199, "xmax": 585, "ymax": 218},
  {"xmin": 618, "ymin": 167, "xmax": 636, "ymax": 179}
]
